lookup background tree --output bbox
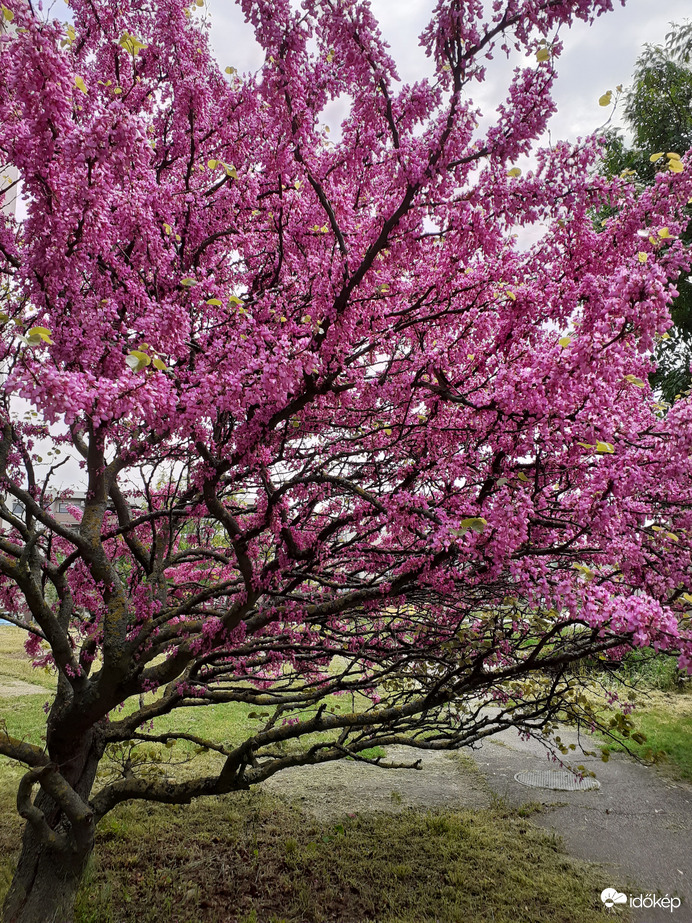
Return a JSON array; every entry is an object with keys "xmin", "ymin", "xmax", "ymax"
[
  {"xmin": 0, "ymin": 0, "xmax": 692, "ymax": 921},
  {"xmin": 601, "ymin": 23, "xmax": 692, "ymax": 401}
]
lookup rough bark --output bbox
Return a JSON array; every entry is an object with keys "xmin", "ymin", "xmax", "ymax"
[
  {"xmin": 2, "ymin": 820, "xmax": 93, "ymax": 923},
  {"xmin": 2, "ymin": 734, "xmax": 102, "ymax": 923}
]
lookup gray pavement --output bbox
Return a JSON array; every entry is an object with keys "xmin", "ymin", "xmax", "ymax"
[{"xmin": 470, "ymin": 726, "xmax": 692, "ymax": 923}]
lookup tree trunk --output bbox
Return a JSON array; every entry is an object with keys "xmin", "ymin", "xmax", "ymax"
[
  {"xmin": 2, "ymin": 819, "xmax": 93, "ymax": 923},
  {"xmin": 3, "ymin": 727, "xmax": 103, "ymax": 923}
]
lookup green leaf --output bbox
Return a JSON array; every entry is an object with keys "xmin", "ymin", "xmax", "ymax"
[
  {"xmin": 205, "ymin": 298, "xmax": 222, "ymax": 306},
  {"xmin": 152, "ymin": 357, "xmax": 168, "ymax": 371},
  {"xmin": 599, "ymin": 90, "xmax": 613, "ymax": 107},
  {"xmin": 595, "ymin": 441, "xmax": 615, "ymax": 454},
  {"xmin": 74, "ymin": 76, "xmax": 88, "ymax": 95},
  {"xmin": 624, "ymin": 374, "xmax": 646, "ymax": 387},
  {"xmin": 119, "ymin": 32, "xmax": 148, "ymax": 56},
  {"xmin": 126, "ymin": 350, "xmax": 151, "ymax": 372},
  {"xmin": 558, "ymin": 336, "xmax": 571, "ymax": 347},
  {"xmin": 459, "ymin": 517, "xmax": 488, "ymax": 533},
  {"xmin": 180, "ymin": 277, "xmax": 197, "ymax": 287},
  {"xmin": 1, "ymin": 6, "xmax": 14, "ymax": 21},
  {"xmin": 26, "ymin": 326, "xmax": 54, "ymax": 346}
]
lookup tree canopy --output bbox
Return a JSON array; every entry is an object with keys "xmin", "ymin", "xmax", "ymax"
[
  {"xmin": 0, "ymin": 0, "xmax": 692, "ymax": 920},
  {"xmin": 600, "ymin": 24, "xmax": 692, "ymax": 401}
]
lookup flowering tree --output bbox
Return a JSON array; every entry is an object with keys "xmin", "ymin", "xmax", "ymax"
[{"xmin": 1, "ymin": 0, "xmax": 691, "ymax": 919}]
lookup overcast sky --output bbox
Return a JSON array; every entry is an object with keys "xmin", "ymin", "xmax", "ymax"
[{"xmin": 208, "ymin": 0, "xmax": 692, "ymax": 144}]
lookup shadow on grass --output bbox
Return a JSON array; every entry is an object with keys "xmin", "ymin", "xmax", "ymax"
[{"xmin": 59, "ymin": 791, "xmax": 619, "ymax": 923}]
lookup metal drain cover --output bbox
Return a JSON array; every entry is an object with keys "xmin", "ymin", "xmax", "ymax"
[{"xmin": 514, "ymin": 770, "xmax": 601, "ymax": 792}]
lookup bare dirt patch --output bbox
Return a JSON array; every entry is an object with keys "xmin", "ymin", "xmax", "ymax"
[
  {"xmin": 261, "ymin": 745, "xmax": 490, "ymax": 820},
  {"xmin": 0, "ymin": 678, "xmax": 46, "ymax": 697}
]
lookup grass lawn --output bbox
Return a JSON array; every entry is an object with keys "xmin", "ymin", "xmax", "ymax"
[
  {"xmin": 0, "ymin": 626, "xmax": 634, "ymax": 922},
  {"xmin": 0, "ymin": 762, "xmax": 618, "ymax": 923},
  {"xmin": 598, "ymin": 690, "xmax": 692, "ymax": 782}
]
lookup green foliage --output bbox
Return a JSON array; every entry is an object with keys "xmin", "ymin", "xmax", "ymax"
[
  {"xmin": 617, "ymin": 650, "xmax": 687, "ymax": 692},
  {"xmin": 600, "ymin": 29, "xmax": 692, "ymax": 403},
  {"xmin": 599, "ymin": 698, "xmax": 692, "ymax": 782}
]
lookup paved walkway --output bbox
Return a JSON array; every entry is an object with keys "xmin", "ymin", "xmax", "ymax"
[
  {"xmin": 265, "ymin": 728, "xmax": 692, "ymax": 923},
  {"xmin": 470, "ymin": 726, "xmax": 691, "ymax": 923}
]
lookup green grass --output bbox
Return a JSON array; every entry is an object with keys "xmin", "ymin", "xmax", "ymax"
[
  {"xmin": 599, "ymin": 694, "xmax": 692, "ymax": 782},
  {"xmin": 71, "ymin": 793, "xmax": 616, "ymax": 923},
  {"xmin": 0, "ymin": 626, "xmax": 55, "ymax": 690},
  {"xmin": 0, "ymin": 626, "xmax": 626, "ymax": 923}
]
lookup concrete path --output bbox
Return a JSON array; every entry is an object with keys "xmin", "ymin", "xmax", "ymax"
[
  {"xmin": 470, "ymin": 726, "xmax": 692, "ymax": 923},
  {"xmin": 264, "ymin": 727, "xmax": 691, "ymax": 922}
]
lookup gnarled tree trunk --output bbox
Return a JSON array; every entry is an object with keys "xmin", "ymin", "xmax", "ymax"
[
  {"xmin": 2, "ymin": 732, "xmax": 102, "ymax": 923},
  {"xmin": 2, "ymin": 818, "xmax": 94, "ymax": 923}
]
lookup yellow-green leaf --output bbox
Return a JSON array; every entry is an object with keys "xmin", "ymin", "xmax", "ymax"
[
  {"xmin": 658, "ymin": 227, "xmax": 672, "ymax": 239},
  {"xmin": 225, "ymin": 66, "xmax": 237, "ymax": 75},
  {"xmin": 180, "ymin": 277, "xmax": 197, "ymax": 287},
  {"xmin": 624, "ymin": 375, "xmax": 646, "ymax": 388},
  {"xmin": 669, "ymin": 159, "xmax": 685, "ymax": 174},
  {"xmin": 460, "ymin": 517, "xmax": 488, "ymax": 533},
  {"xmin": 74, "ymin": 76, "xmax": 88, "ymax": 95},
  {"xmin": 667, "ymin": 152, "xmax": 681, "ymax": 161},
  {"xmin": 517, "ymin": 472, "xmax": 530, "ymax": 482},
  {"xmin": 558, "ymin": 336, "xmax": 571, "ymax": 348},
  {"xmin": 577, "ymin": 442, "xmax": 594, "ymax": 449},
  {"xmin": 598, "ymin": 91, "xmax": 612, "ymax": 107},
  {"xmin": 650, "ymin": 152, "xmax": 665, "ymax": 163},
  {"xmin": 152, "ymin": 356, "xmax": 168, "ymax": 371},
  {"xmin": 26, "ymin": 326, "xmax": 54, "ymax": 345},
  {"xmin": 228, "ymin": 295, "xmax": 242, "ymax": 305},
  {"xmin": 507, "ymin": 167, "xmax": 522, "ymax": 178},
  {"xmin": 637, "ymin": 252, "xmax": 648, "ymax": 263},
  {"xmin": 595, "ymin": 441, "xmax": 615, "ymax": 454},
  {"xmin": 681, "ymin": 593, "xmax": 692, "ymax": 605},
  {"xmin": 536, "ymin": 47, "xmax": 550, "ymax": 62},
  {"xmin": 1, "ymin": 6, "xmax": 14, "ymax": 21},
  {"xmin": 126, "ymin": 350, "xmax": 151, "ymax": 372},
  {"xmin": 119, "ymin": 32, "xmax": 148, "ymax": 55},
  {"xmin": 206, "ymin": 298, "xmax": 222, "ymax": 306}
]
